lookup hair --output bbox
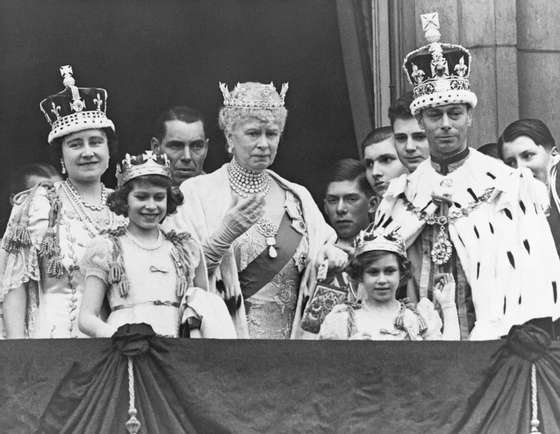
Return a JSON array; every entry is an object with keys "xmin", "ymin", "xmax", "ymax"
[
  {"xmin": 153, "ymin": 106, "xmax": 207, "ymax": 141},
  {"xmin": 49, "ymin": 127, "xmax": 119, "ymax": 171},
  {"xmin": 497, "ymin": 118, "xmax": 556, "ymax": 158},
  {"xmin": 346, "ymin": 250, "xmax": 411, "ymax": 285},
  {"xmin": 218, "ymin": 83, "xmax": 288, "ymax": 135},
  {"xmin": 9, "ymin": 162, "xmax": 60, "ymax": 195},
  {"xmin": 477, "ymin": 142, "xmax": 499, "ymax": 159},
  {"xmin": 360, "ymin": 126, "xmax": 394, "ymax": 157},
  {"xmin": 326, "ymin": 158, "xmax": 374, "ymax": 198},
  {"xmin": 107, "ymin": 174, "xmax": 184, "ymax": 217},
  {"xmin": 388, "ymin": 91, "xmax": 414, "ymax": 126}
]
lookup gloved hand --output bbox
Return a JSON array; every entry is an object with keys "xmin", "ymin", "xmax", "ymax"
[
  {"xmin": 204, "ymin": 194, "xmax": 266, "ymax": 271},
  {"xmin": 433, "ymin": 273, "xmax": 456, "ymax": 310}
]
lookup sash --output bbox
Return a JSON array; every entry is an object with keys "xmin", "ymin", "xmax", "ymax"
[{"xmin": 238, "ymin": 212, "xmax": 303, "ymax": 300}]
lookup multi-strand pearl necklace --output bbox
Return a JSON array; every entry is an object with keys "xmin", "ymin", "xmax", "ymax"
[
  {"xmin": 64, "ymin": 179, "xmax": 108, "ymax": 211},
  {"xmin": 227, "ymin": 158, "xmax": 271, "ymax": 197},
  {"xmin": 62, "ymin": 180, "xmax": 112, "ymax": 237}
]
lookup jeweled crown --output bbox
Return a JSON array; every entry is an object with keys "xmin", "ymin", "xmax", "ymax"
[
  {"xmin": 403, "ymin": 12, "xmax": 477, "ymax": 115},
  {"xmin": 116, "ymin": 150, "xmax": 171, "ymax": 187},
  {"xmin": 219, "ymin": 81, "xmax": 289, "ymax": 110},
  {"xmin": 40, "ymin": 65, "xmax": 115, "ymax": 144},
  {"xmin": 354, "ymin": 227, "xmax": 407, "ymax": 259}
]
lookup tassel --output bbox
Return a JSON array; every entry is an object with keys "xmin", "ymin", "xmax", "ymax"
[
  {"xmin": 39, "ymin": 228, "xmax": 58, "ymax": 257},
  {"xmin": 116, "ymin": 280, "xmax": 128, "ymax": 298},
  {"xmin": 109, "ymin": 262, "xmax": 122, "ymax": 283},
  {"xmin": 47, "ymin": 255, "xmax": 64, "ymax": 278},
  {"xmin": 4, "ymin": 223, "xmax": 32, "ymax": 253},
  {"xmin": 176, "ymin": 276, "xmax": 188, "ymax": 298}
]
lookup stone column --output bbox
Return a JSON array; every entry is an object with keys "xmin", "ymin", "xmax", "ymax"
[
  {"xmin": 411, "ymin": 0, "xmax": 518, "ymax": 146},
  {"xmin": 517, "ymin": 0, "xmax": 560, "ymax": 142}
]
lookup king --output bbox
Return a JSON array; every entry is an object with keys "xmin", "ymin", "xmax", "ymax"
[{"xmin": 375, "ymin": 12, "xmax": 560, "ymax": 339}]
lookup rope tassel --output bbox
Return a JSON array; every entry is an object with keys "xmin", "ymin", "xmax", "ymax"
[
  {"xmin": 4, "ymin": 224, "xmax": 32, "ymax": 252},
  {"xmin": 530, "ymin": 363, "xmax": 542, "ymax": 434},
  {"xmin": 125, "ymin": 357, "xmax": 141, "ymax": 433}
]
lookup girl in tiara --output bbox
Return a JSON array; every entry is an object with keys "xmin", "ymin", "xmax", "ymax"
[
  {"xmin": 78, "ymin": 151, "xmax": 236, "ymax": 338},
  {"xmin": 319, "ymin": 229, "xmax": 460, "ymax": 340}
]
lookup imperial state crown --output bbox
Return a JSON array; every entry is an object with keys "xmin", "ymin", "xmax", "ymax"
[{"xmin": 403, "ymin": 12, "xmax": 477, "ymax": 115}]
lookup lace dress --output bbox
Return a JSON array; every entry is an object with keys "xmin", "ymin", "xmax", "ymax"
[
  {"xmin": 81, "ymin": 229, "xmax": 206, "ymax": 337},
  {"xmin": 319, "ymin": 298, "xmax": 444, "ymax": 341},
  {"xmin": 0, "ymin": 181, "xmax": 125, "ymax": 338},
  {"xmin": 233, "ymin": 190, "xmax": 309, "ymax": 339}
]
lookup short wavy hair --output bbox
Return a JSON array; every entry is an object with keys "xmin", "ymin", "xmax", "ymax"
[
  {"xmin": 346, "ymin": 250, "xmax": 411, "ymax": 285},
  {"xmin": 107, "ymin": 174, "xmax": 184, "ymax": 218}
]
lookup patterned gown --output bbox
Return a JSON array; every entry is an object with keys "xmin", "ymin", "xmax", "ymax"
[{"xmin": 0, "ymin": 181, "xmax": 125, "ymax": 338}]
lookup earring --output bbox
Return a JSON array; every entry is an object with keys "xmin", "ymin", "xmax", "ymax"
[{"xmin": 60, "ymin": 159, "xmax": 66, "ymax": 175}]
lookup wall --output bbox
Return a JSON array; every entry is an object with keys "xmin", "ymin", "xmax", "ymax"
[
  {"xmin": 389, "ymin": 0, "xmax": 560, "ymax": 147},
  {"xmin": 0, "ymin": 0, "xmax": 357, "ymax": 228}
]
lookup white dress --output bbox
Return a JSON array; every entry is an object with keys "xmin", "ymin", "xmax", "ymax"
[
  {"xmin": 81, "ymin": 229, "xmax": 208, "ymax": 337},
  {"xmin": 0, "ymin": 181, "xmax": 125, "ymax": 338}
]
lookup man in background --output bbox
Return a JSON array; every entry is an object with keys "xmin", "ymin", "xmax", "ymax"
[
  {"xmin": 360, "ymin": 126, "xmax": 407, "ymax": 221},
  {"xmin": 323, "ymin": 158, "xmax": 372, "ymax": 251},
  {"xmin": 388, "ymin": 91, "xmax": 429, "ymax": 173},
  {"xmin": 151, "ymin": 106, "xmax": 209, "ymax": 186}
]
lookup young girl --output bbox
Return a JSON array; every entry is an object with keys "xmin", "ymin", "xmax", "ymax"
[
  {"xmin": 319, "ymin": 228, "xmax": 459, "ymax": 340},
  {"xmin": 78, "ymin": 151, "xmax": 236, "ymax": 338}
]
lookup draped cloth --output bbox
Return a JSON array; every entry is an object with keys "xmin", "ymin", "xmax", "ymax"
[
  {"xmin": 0, "ymin": 322, "xmax": 557, "ymax": 433},
  {"xmin": 452, "ymin": 319, "xmax": 560, "ymax": 434}
]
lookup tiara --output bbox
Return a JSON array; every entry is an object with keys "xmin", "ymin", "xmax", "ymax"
[
  {"xmin": 116, "ymin": 150, "xmax": 171, "ymax": 187},
  {"xmin": 354, "ymin": 227, "xmax": 407, "ymax": 259},
  {"xmin": 39, "ymin": 65, "xmax": 114, "ymax": 144},
  {"xmin": 219, "ymin": 81, "xmax": 289, "ymax": 110}
]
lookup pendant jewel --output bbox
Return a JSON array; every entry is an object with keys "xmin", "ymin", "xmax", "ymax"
[
  {"xmin": 255, "ymin": 218, "xmax": 279, "ymax": 259},
  {"xmin": 266, "ymin": 236, "xmax": 278, "ymax": 258},
  {"xmin": 431, "ymin": 225, "xmax": 453, "ymax": 265}
]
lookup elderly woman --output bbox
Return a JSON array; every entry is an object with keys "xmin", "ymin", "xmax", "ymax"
[
  {"xmin": 0, "ymin": 65, "xmax": 126, "ymax": 338},
  {"xmin": 164, "ymin": 81, "xmax": 337, "ymax": 338}
]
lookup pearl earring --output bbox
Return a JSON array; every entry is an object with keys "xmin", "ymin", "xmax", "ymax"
[{"xmin": 60, "ymin": 159, "xmax": 66, "ymax": 175}]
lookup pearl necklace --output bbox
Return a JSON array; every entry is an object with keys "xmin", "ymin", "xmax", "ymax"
[
  {"xmin": 227, "ymin": 158, "xmax": 271, "ymax": 197},
  {"xmin": 64, "ymin": 179, "xmax": 108, "ymax": 211},
  {"xmin": 126, "ymin": 229, "xmax": 163, "ymax": 251},
  {"xmin": 61, "ymin": 181, "xmax": 114, "ymax": 237}
]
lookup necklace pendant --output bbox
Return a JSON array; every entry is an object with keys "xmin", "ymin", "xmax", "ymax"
[
  {"xmin": 431, "ymin": 225, "xmax": 453, "ymax": 265},
  {"xmin": 268, "ymin": 245, "xmax": 278, "ymax": 258},
  {"xmin": 265, "ymin": 236, "xmax": 277, "ymax": 258}
]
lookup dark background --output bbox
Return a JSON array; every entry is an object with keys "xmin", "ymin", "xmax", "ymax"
[{"xmin": 0, "ymin": 0, "xmax": 358, "ymax": 228}]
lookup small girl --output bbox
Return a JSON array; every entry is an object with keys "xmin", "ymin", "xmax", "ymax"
[
  {"xmin": 79, "ymin": 151, "xmax": 236, "ymax": 338},
  {"xmin": 319, "ymin": 228, "xmax": 460, "ymax": 340}
]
